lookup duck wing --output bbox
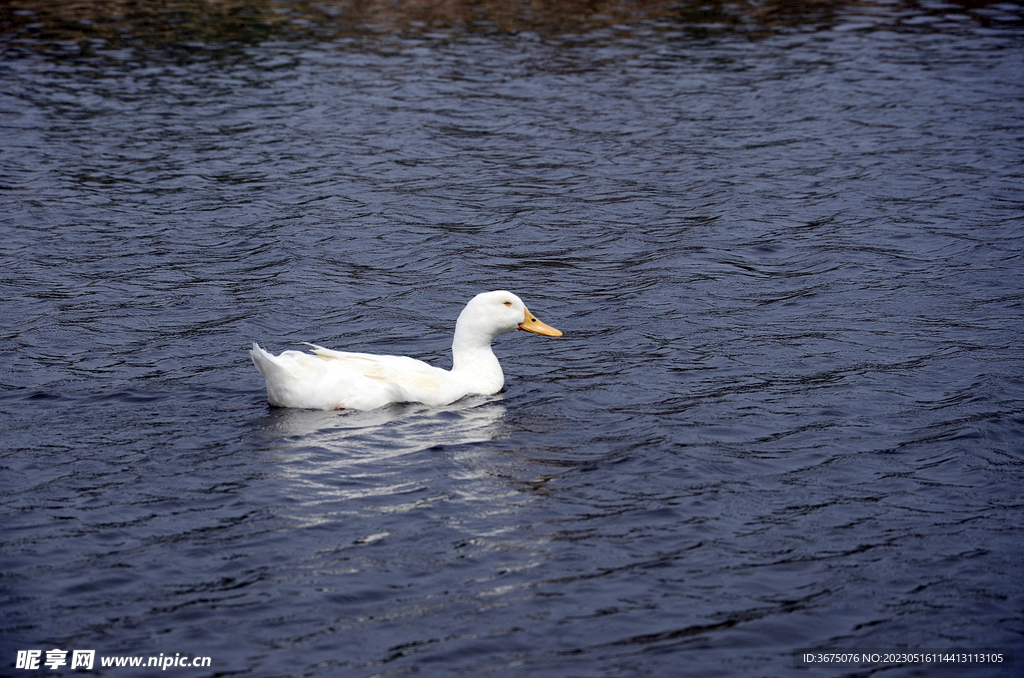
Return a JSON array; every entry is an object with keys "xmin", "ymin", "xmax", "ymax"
[
  {"xmin": 250, "ymin": 343, "xmax": 406, "ymax": 410},
  {"xmin": 303, "ymin": 344, "xmax": 469, "ymax": 406}
]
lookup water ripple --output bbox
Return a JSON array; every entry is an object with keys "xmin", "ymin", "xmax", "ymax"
[{"xmin": 2, "ymin": 7, "xmax": 1024, "ymax": 677}]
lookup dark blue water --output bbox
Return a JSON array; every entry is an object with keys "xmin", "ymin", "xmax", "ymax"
[{"xmin": 2, "ymin": 1, "xmax": 1024, "ymax": 676}]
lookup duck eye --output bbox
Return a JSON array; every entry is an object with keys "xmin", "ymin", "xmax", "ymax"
[{"xmin": 504, "ymin": 301, "xmax": 512, "ymax": 307}]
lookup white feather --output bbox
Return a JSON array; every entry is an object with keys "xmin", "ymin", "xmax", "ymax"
[{"xmin": 250, "ymin": 291, "xmax": 561, "ymax": 410}]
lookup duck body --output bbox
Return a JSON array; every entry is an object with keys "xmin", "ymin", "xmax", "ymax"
[{"xmin": 251, "ymin": 291, "xmax": 561, "ymax": 411}]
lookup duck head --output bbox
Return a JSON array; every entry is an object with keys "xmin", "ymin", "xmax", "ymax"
[{"xmin": 455, "ymin": 291, "xmax": 562, "ymax": 342}]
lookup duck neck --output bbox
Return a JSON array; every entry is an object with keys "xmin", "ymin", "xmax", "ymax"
[{"xmin": 450, "ymin": 324, "xmax": 505, "ymax": 392}]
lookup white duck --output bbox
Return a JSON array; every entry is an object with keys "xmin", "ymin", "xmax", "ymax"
[{"xmin": 250, "ymin": 291, "xmax": 562, "ymax": 411}]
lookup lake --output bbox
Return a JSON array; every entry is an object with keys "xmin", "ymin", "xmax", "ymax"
[{"xmin": 1, "ymin": 0, "xmax": 1023, "ymax": 675}]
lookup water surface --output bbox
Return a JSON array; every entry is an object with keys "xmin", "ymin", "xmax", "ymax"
[{"xmin": 2, "ymin": 1, "xmax": 1023, "ymax": 675}]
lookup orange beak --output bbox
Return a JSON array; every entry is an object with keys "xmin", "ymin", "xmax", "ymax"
[{"xmin": 518, "ymin": 306, "xmax": 562, "ymax": 337}]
